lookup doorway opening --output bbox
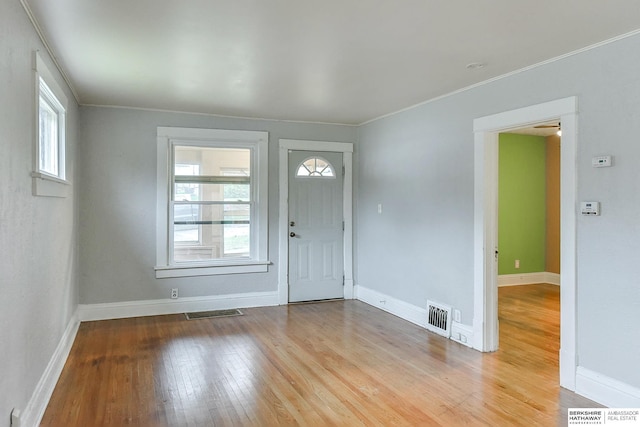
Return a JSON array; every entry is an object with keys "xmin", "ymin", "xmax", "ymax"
[
  {"xmin": 473, "ymin": 97, "xmax": 578, "ymax": 391},
  {"xmin": 496, "ymin": 126, "xmax": 562, "ymax": 386}
]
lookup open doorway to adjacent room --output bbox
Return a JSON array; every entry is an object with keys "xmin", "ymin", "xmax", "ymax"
[
  {"xmin": 473, "ymin": 96, "xmax": 578, "ymax": 390},
  {"xmin": 496, "ymin": 123, "xmax": 562, "ymax": 388}
]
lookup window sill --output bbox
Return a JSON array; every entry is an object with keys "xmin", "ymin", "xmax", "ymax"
[
  {"xmin": 155, "ymin": 260, "xmax": 271, "ymax": 278},
  {"xmin": 31, "ymin": 172, "xmax": 70, "ymax": 198}
]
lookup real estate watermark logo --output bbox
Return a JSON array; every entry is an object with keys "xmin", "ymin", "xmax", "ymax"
[{"xmin": 568, "ymin": 409, "xmax": 640, "ymax": 425}]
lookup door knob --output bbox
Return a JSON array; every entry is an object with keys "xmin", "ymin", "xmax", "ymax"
[{"xmin": 290, "ymin": 232, "xmax": 296, "ymax": 237}]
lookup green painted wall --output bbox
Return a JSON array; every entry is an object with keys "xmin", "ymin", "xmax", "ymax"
[{"xmin": 498, "ymin": 133, "xmax": 546, "ymax": 275}]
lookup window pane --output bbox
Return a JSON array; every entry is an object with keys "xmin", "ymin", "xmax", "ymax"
[
  {"xmin": 39, "ymin": 95, "xmax": 59, "ymax": 176},
  {"xmin": 173, "ymin": 203, "xmax": 201, "ymax": 243},
  {"xmin": 296, "ymin": 156, "xmax": 335, "ymax": 178},
  {"xmin": 173, "ymin": 203, "xmax": 250, "ymax": 262},
  {"xmin": 174, "ymin": 146, "xmax": 250, "ymax": 202},
  {"xmin": 174, "ymin": 181, "xmax": 250, "ymax": 202}
]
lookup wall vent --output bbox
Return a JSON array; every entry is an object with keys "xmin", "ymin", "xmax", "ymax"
[
  {"xmin": 426, "ymin": 300, "xmax": 452, "ymax": 338},
  {"xmin": 185, "ymin": 309, "xmax": 243, "ymax": 320}
]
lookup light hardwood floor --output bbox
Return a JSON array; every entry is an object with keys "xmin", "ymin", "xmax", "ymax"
[{"xmin": 42, "ymin": 284, "xmax": 599, "ymax": 426}]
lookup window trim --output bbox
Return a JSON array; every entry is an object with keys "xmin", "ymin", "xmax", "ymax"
[
  {"xmin": 32, "ymin": 51, "xmax": 69, "ymax": 197},
  {"xmin": 155, "ymin": 127, "xmax": 269, "ymax": 278}
]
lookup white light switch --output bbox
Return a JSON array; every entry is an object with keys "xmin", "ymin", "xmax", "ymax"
[{"xmin": 377, "ymin": 204, "xmax": 383, "ymax": 214}]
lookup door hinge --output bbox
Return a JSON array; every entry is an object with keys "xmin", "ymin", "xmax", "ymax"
[
  {"xmin": 342, "ymin": 220, "xmax": 345, "ymax": 231},
  {"xmin": 342, "ymin": 274, "xmax": 345, "ymax": 286}
]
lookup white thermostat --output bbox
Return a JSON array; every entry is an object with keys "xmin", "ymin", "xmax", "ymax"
[
  {"xmin": 592, "ymin": 155, "xmax": 612, "ymax": 167},
  {"xmin": 581, "ymin": 201, "xmax": 600, "ymax": 216}
]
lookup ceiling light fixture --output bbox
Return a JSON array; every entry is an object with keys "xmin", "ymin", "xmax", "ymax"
[
  {"xmin": 466, "ymin": 62, "xmax": 487, "ymax": 70},
  {"xmin": 534, "ymin": 122, "xmax": 562, "ymax": 136}
]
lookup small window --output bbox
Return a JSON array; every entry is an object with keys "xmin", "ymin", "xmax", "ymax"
[
  {"xmin": 39, "ymin": 83, "xmax": 63, "ymax": 176},
  {"xmin": 32, "ymin": 52, "xmax": 69, "ymax": 197},
  {"xmin": 296, "ymin": 156, "xmax": 335, "ymax": 178}
]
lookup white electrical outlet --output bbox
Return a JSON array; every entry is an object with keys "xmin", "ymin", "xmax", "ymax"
[
  {"xmin": 170, "ymin": 288, "xmax": 178, "ymax": 299},
  {"xmin": 454, "ymin": 309, "xmax": 461, "ymax": 323},
  {"xmin": 515, "ymin": 259, "xmax": 520, "ymax": 269}
]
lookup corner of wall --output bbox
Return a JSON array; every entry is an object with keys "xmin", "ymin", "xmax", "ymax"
[
  {"xmin": 355, "ymin": 285, "xmax": 474, "ymax": 348},
  {"xmin": 450, "ymin": 322, "xmax": 474, "ymax": 348},
  {"xmin": 20, "ymin": 310, "xmax": 81, "ymax": 427}
]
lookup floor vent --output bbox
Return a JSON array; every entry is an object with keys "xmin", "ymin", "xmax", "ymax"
[
  {"xmin": 185, "ymin": 309, "xmax": 243, "ymax": 320},
  {"xmin": 426, "ymin": 300, "xmax": 451, "ymax": 338}
]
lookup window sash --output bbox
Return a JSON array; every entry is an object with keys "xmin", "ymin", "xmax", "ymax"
[
  {"xmin": 174, "ymin": 175, "xmax": 250, "ymax": 184},
  {"xmin": 172, "ymin": 202, "xmax": 251, "ymax": 260},
  {"xmin": 37, "ymin": 77, "xmax": 66, "ymax": 180},
  {"xmin": 169, "ymin": 143, "xmax": 256, "ymax": 264},
  {"xmin": 39, "ymin": 95, "xmax": 59, "ymax": 176}
]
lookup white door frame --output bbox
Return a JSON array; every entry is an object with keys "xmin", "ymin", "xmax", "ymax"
[
  {"xmin": 472, "ymin": 96, "xmax": 578, "ymax": 390},
  {"xmin": 278, "ymin": 139, "xmax": 354, "ymax": 305}
]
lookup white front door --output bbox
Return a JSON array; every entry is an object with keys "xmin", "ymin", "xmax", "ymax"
[{"xmin": 288, "ymin": 150, "xmax": 344, "ymax": 302}]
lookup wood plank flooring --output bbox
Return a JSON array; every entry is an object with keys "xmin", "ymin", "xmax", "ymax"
[{"xmin": 42, "ymin": 285, "xmax": 599, "ymax": 426}]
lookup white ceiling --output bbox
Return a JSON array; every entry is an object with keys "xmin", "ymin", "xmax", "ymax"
[{"xmin": 24, "ymin": 0, "xmax": 640, "ymax": 125}]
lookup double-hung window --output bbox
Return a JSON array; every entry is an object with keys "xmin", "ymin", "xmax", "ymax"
[
  {"xmin": 156, "ymin": 127, "xmax": 269, "ymax": 278},
  {"xmin": 32, "ymin": 52, "xmax": 69, "ymax": 197}
]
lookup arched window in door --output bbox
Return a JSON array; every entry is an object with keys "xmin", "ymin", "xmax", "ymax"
[{"xmin": 296, "ymin": 156, "xmax": 335, "ymax": 178}]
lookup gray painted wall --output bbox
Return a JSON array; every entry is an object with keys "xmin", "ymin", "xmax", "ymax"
[
  {"xmin": 356, "ymin": 34, "xmax": 640, "ymax": 389},
  {"xmin": 78, "ymin": 107, "xmax": 355, "ymax": 304},
  {"xmin": 0, "ymin": 0, "xmax": 79, "ymax": 420}
]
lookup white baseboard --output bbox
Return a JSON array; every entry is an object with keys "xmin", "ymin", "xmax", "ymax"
[
  {"xmin": 450, "ymin": 321, "xmax": 474, "ymax": 348},
  {"xmin": 498, "ymin": 271, "xmax": 560, "ymax": 287},
  {"xmin": 544, "ymin": 272, "xmax": 561, "ymax": 285},
  {"xmin": 355, "ymin": 285, "xmax": 474, "ymax": 347},
  {"xmin": 576, "ymin": 367, "xmax": 640, "ymax": 408},
  {"xmin": 21, "ymin": 311, "xmax": 80, "ymax": 427},
  {"xmin": 78, "ymin": 291, "xmax": 280, "ymax": 322},
  {"xmin": 355, "ymin": 285, "xmax": 427, "ymax": 328}
]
